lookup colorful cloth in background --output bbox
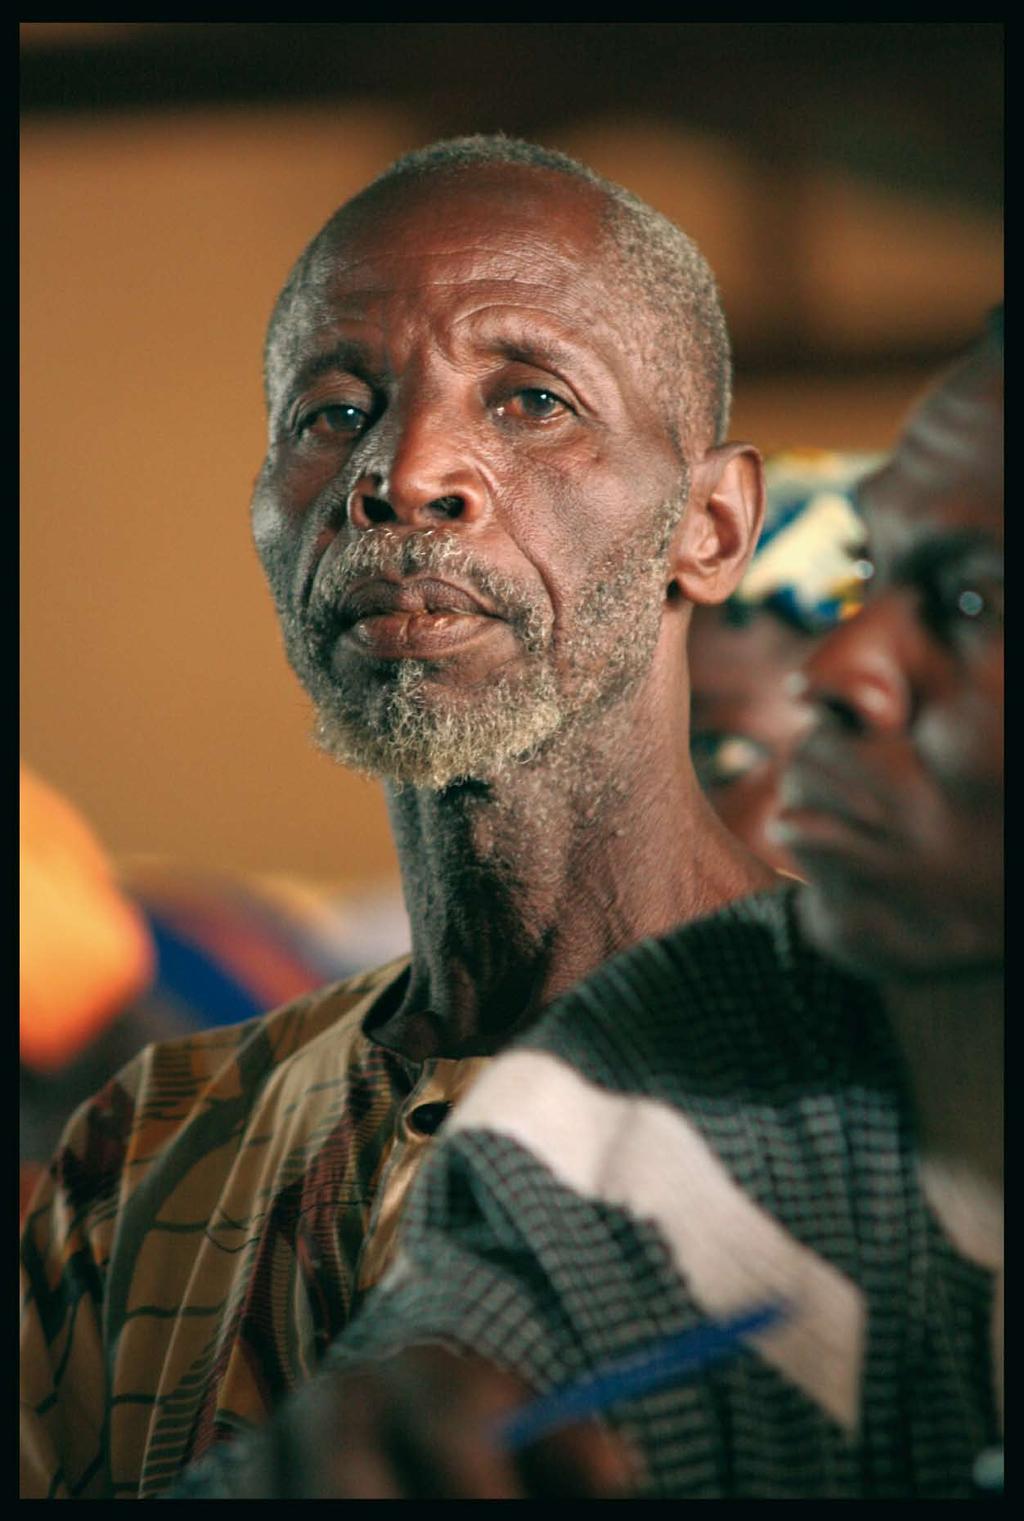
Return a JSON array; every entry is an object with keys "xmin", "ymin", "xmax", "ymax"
[
  {"xmin": 21, "ymin": 766, "xmax": 409, "ymax": 1071},
  {"xmin": 20, "ymin": 767, "xmax": 409, "ymax": 1215},
  {"xmin": 20, "ymin": 766, "xmax": 155, "ymax": 1073},
  {"xmin": 125, "ymin": 863, "xmax": 409, "ymax": 1032},
  {"xmin": 734, "ymin": 450, "xmax": 882, "ymax": 633}
]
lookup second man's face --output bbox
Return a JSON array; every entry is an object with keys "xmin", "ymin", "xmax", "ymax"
[{"xmin": 776, "ymin": 357, "xmax": 1004, "ymax": 980}]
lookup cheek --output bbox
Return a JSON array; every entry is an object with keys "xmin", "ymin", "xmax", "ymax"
[
  {"xmin": 914, "ymin": 678, "xmax": 1004, "ymax": 807},
  {"xmin": 493, "ymin": 448, "xmax": 618, "ymax": 621},
  {"xmin": 260, "ymin": 446, "xmax": 342, "ymax": 528},
  {"xmin": 512, "ymin": 433, "xmax": 676, "ymax": 542},
  {"xmin": 251, "ymin": 479, "xmax": 289, "ymax": 561},
  {"xmin": 745, "ymin": 694, "xmax": 815, "ymax": 758},
  {"xmin": 250, "ymin": 469, "xmax": 312, "ymax": 604},
  {"xmin": 904, "ymin": 694, "xmax": 1003, "ymax": 908},
  {"xmin": 710, "ymin": 769, "xmax": 791, "ymax": 867}
]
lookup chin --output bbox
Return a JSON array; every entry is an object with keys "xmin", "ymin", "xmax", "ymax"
[{"xmin": 310, "ymin": 670, "xmax": 566, "ymax": 793}]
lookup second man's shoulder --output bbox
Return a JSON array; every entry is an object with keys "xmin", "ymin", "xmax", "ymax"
[{"xmin": 519, "ymin": 886, "xmax": 879, "ymax": 1100}]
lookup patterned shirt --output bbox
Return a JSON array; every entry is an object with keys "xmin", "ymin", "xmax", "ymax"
[
  {"xmin": 174, "ymin": 889, "xmax": 999, "ymax": 1499},
  {"xmin": 19, "ymin": 955, "xmax": 488, "ymax": 1499}
]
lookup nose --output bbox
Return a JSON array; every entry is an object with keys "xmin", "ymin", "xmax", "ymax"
[
  {"xmin": 799, "ymin": 595, "xmax": 916, "ymax": 736},
  {"xmin": 347, "ymin": 405, "xmax": 489, "ymax": 531}
]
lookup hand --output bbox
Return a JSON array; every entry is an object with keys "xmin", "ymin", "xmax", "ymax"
[{"xmin": 236, "ymin": 1344, "xmax": 636, "ymax": 1498}]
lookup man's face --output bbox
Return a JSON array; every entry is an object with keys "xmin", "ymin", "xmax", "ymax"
[
  {"xmin": 688, "ymin": 607, "xmax": 813, "ymax": 874},
  {"xmin": 774, "ymin": 355, "xmax": 1004, "ymax": 978},
  {"xmin": 253, "ymin": 169, "xmax": 688, "ymax": 789}
]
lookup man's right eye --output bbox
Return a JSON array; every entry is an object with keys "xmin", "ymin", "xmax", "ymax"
[{"xmin": 296, "ymin": 403, "xmax": 370, "ymax": 439}]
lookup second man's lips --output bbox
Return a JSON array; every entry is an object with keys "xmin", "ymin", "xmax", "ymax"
[
  {"xmin": 776, "ymin": 753, "xmax": 891, "ymax": 841},
  {"xmin": 338, "ymin": 576, "xmax": 500, "ymax": 627}
]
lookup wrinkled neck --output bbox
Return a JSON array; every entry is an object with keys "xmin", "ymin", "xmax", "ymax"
[{"xmin": 377, "ymin": 670, "xmax": 776, "ymax": 1060}]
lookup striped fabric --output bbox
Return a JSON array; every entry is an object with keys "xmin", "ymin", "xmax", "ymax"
[
  {"xmin": 19, "ymin": 956, "xmax": 488, "ymax": 1499},
  {"xmin": 174, "ymin": 889, "xmax": 998, "ymax": 1498}
]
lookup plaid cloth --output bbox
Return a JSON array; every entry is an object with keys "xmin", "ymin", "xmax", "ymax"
[
  {"xmin": 19, "ymin": 955, "xmax": 488, "ymax": 1499},
  {"xmin": 173, "ymin": 888, "xmax": 998, "ymax": 1499}
]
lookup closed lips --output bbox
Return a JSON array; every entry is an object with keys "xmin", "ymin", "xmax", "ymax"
[
  {"xmin": 779, "ymin": 765, "xmax": 889, "ymax": 838},
  {"xmin": 339, "ymin": 578, "xmax": 498, "ymax": 625}
]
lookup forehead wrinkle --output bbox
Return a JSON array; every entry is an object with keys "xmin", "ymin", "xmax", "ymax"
[
  {"xmin": 888, "ymin": 426, "xmax": 1002, "ymax": 511},
  {"xmin": 316, "ymin": 239, "xmax": 599, "ymax": 299},
  {"xmin": 322, "ymin": 240, "xmax": 587, "ymax": 271},
  {"xmin": 457, "ymin": 303, "xmax": 634, "ymax": 402},
  {"xmin": 321, "ymin": 279, "xmax": 578, "ymax": 305},
  {"xmin": 285, "ymin": 272, "xmax": 596, "ymax": 354},
  {"xmin": 858, "ymin": 475, "xmax": 1004, "ymax": 567},
  {"xmin": 285, "ymin": 290, "xmax": 625, "ymax": 388}
]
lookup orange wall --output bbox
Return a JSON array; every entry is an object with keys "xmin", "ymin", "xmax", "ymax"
[{"xmin": 21, "ymin": 106, "xmax": 1002, "ymax": 883}]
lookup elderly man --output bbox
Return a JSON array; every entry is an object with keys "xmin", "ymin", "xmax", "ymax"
[
  {"xmin": 20, "ymin": 137, "xmax": 776, "ymax": 1498},
  {"xmin": 172, "ymin": 317, "xmax": 1002, "ymax": 1499}
]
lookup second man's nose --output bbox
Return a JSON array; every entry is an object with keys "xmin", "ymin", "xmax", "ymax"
[{"xmin": 799, "ymin": 599, "xmax": 915, "ymax": 737}]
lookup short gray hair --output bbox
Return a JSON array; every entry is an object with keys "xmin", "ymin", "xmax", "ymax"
[{"xmin": 266, "ymin": 133, "xmax": 732, "ymax": 450}]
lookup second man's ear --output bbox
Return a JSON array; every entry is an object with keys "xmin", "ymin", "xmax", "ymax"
[{"xmin": 667, "ymin": 443, "xmax": 765, "ymax": 605}]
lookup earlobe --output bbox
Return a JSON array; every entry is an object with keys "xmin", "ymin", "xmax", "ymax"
[{"xmin": 668, "ymin": 443, "xmax": 765, "ymax": 606}]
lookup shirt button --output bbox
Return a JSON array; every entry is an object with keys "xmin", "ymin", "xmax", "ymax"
[{"xmin": 408, "ymin": 1101, "xmax": 451, "ymax": 1136}]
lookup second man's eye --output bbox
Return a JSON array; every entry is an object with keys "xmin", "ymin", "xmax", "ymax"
[
  {"xmin": 922, "ymin": 573, "xmax": 1004, "ymax": 644},
  {"xmin": 690, "ymin": 732, "xmax": 769, "ymax": 790}
]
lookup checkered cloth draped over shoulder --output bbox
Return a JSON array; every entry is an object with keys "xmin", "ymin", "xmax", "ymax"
[{"xmin": 171, "ymin": 888, "xmax": 998, "ymax": 1499}]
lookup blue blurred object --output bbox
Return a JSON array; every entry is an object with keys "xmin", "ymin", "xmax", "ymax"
[{"xmin": 495, "ymin": 1300, "xmax": 788, "ymax": 1454}]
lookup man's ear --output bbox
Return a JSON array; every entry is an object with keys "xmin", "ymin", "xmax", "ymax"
[{"xmin": 668, "ymin": 443, "xmax": 765, "ymax": 605}]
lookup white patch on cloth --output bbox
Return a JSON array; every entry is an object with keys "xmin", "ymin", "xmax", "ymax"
[{"xmin": 446, "ymin": 1048, "xmax": 865, "ymax": 1434}]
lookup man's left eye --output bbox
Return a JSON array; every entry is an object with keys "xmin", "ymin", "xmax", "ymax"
[{"xmin": 496, "ymin": 389, "xmax": 569, "ymax": 422}]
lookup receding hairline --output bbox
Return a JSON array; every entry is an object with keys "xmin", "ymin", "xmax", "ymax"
[
  {"xmin": 264, "ymin": 134, "xmax": 733, "ymax": 449},
  {"xmin": 303, "ymin": 156, "xmax": 617, "ymax": 289}
]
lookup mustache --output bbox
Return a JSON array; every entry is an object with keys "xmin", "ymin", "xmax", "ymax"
[
  {"xmin": 780, "ymin": 733, "xmax": 894, "ymax": 837},
  {"xmin": 307, "ymin": 529, "xmax": 553, "ymax": 653}
]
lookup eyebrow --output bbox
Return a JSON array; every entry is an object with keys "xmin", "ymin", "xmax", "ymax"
[
  {"xmin": 459, "ymin": 304, "xmax": 613, "ymax": 388},
  {"xmin": 486, "ymin": 333, "xmax": 592, "ymax": 377},
  {"xmin": 288, "ymin": 341, "xmax": 384, "ymax": 395},
  {"xmin": 881, "ymin": 529, "xmax": 1004, "ymax": 586}
]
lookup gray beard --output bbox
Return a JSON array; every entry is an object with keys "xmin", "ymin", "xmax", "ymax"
[
  {"xmin": 283, "ymin": 495, "xmax": 684, "ymax": 791},
  {"xmin": 314, "ymin": 656, "xmax": 564, "ymax": 791}
]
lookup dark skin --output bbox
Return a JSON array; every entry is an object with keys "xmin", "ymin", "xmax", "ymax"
[
  {"xmin": 224, "ymin": 1346, "xmax": 634, "ymax": 1499},
  {"xmin": 777, "ymin": 355, "xmax": 1003, "ymax": 984},
  {"xmin": 778, "ymin": 338, "xmax": 1004, "ymax": 1426},
  {"xmin": 254, "ymin": 165, "xmax": 776, "ymax": 1062},
  {"xmin": 220, "ymin": 336, "xmax": 1002, "ymax": 1498},
  {"xmin": 688, "ymin": 605, "xmax": 813, "ymax": 875},
  {"xmin": 775, "ymin": 343, "xmax": 1004, "ymax": 1186}
]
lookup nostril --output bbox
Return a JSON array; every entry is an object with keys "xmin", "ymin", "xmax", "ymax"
[
  {"xmin": 361, "ymin": 496, "xmax": 394, "ymax": 525},
  {"xmin": 819, "ymin": 694, "xmax": 866, "ymax": 735},
  {"xmin": 428, "ymin": 495, "xmax": 464, "ymax": 520}
]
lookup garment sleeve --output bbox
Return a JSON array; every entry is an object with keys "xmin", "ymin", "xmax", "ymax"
[
  {"xmin": 166, "ymin": 1123, "xmax": 643, "ymax": 1497},
  {"xmin": 19, "ymin": 1063, "xmax": 142, "ymax": 1500},
  {"xmin": 332, "ymin": 1126, "xmax": 613, "ymax": 1381}
]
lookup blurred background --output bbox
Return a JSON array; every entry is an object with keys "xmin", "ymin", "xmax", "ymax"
[{"xmin": 21, "ymin": 22, "xmax": 1003, "ymax": 896}]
